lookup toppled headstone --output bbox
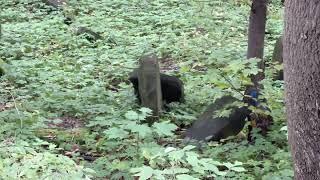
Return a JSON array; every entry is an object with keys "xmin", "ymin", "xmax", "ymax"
[
  {"xmin": 75, "ymin": 27, "xmax": 102, "ymax": 42},
  {"xmin": 184, "ymin": 96, "xmax": 250, "ymax": 142},
  {"xmin": 0, "ymin": 59, "xmax": 6, "ymax": 77},
  {"xmin": 0, "ymin": 67, "xmax": 4, "ymax": 77}
]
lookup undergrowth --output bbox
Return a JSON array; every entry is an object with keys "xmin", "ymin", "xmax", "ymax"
[{"xmin": 0, "ymin": 0, "xmax": 291, "ymax": 179}]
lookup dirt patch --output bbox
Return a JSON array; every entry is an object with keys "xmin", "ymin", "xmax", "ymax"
[
  {"xmin": 191, "ymin": 63, "xmax": 208, "ymax": 72},
  {"xmin": 189, "ymin": 27, "xmax": 208, "ymax": 37},
  {"xmin": 105, "ymin": 76, "xmax": 122, "ymax": 92},
  {"xmin": 0, "ymin": 104, "xmax": 6, "ymax": 112},
  {"xmin": 0, "ymin": 102, "xmax": 14, "ymax": 112},
  {"xmin": 160, "ymin": 56, "xmax": 180, "ymax": 72},
  {"xmin": 47, "ymin": 116, "xmax": 84, "ymax": 129}
]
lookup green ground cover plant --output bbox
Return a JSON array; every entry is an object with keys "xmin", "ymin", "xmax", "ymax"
[{"xmin": 0, "ymin": 0, "xmax": 291, "ymax": 179}]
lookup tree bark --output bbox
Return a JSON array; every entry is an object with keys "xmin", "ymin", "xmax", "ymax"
[
  {"xmin": 284, "ymin": 1, "xmax": 320, "ymax": 179},
  {"xmin": 247, "ymin": 0, "xmax": 268, "ymax": 85}
]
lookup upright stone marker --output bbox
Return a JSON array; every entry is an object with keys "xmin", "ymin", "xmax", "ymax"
[
  {"xmin": 272, "ymin": 36, "xmax": 283, "ymax": 80},
  {"xmin": 138, "ymin": 54, "xmax": 162, "ymax": 124},
  {"xmin": 129, "ymin": 69, "xmax": 185, "ymax": 105}
]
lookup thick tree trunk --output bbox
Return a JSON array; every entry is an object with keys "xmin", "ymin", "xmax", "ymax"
[
  {"xmin": 284, "ymin": 1, "xmax": 320, "ymax": 179},
  {"xmin": 247, "ymin": 0, "xmax": 268, "ymax": 85}
]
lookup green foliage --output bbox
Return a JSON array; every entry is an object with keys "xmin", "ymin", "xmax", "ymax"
[
  {"xmin": 130, "ymin": 145, "xmax": 246, "ymax": 179},
  {"xmin": 0, "ymin": 139, "xmax": 95, "ymax": 179},
  {"xmin": 0, "ymin": 0, "xmax": 290, "ymax": 179}
]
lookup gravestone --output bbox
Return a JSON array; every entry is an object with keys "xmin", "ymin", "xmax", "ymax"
[
  {"xmin": 185, "ymin": 96, "xmax": 250, "ymax": 142},
  {"xmin": 0, "ymin": 66, "xmax": 4, "ymax": 77},
  {"xmin": 272, "ymin": 36, "xmax": 283, "ymax": 80},
  {"xmin": 75, "ymin": 27, "xmax": 102, "ymax": 42},
  {"xmin": 129, "ymin": 70, "xmax": 184, "ymax": 105},
  {"xmin": 138, "ymin": 54, "xmax": 162, "ymax": 123}
]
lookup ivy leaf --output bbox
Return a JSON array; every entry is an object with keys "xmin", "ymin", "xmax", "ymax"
[
  {"xmin": 153, "ymin": 170, "xmax": 166, "ymax": 180},
  {"xmin": 104, "ymin": 127, "xmax": 128, "ymax": 140},
  {"xmin": 165, "ymin": 147, "xmax": 177, "ymax": 153},
  {"xmin": 223, "ymin": 161, "xmax": 246, "ymax": 172},
  {"xmin": 223, "ymin": 162, "xmax": 234, "ymax": 169},
  {"xmin": 199, "ymin": 159, "xmax": 222, "ymax": 175},
  {"xmin": 125, "ymin": 111, "xmax": 139, "ymax": 120},
  {"xmin": 230, "ymin": 166, "xmax": 246, "ymax": 172},
  {"xmin": 163, "ymin": 167, "xmax": 189, "ymax": 175},
  {"xmin": 168, "ymin": 149, "xmax": 185, "ymax": 162},
  {"xmin": 180, "ymin": 65, "xmax": 190, "ymax": 73},
  {"xmin": 233, "ymin": 161, "xmax": 243, "ymax": 166},
  {"xmin": 139, "ymin": 107, "xmax": 152, "ymax": 119},
  {"xmin": 185, "ymin": 151, "xmax": 200, "ymax": 167},
  {"xmin": 183, "ymin": 145, "xmax": 196, "ymax": 151},
  {"xmin": 126, "ymin": 122, "xmax": 152, "ymax": 138},
  {"xmin": 131, "ymin": 166, "xmax": 154, "ymax": 180},
  {"xmin": 176, "ymin": 174, "xmax": 200, "ymax": 180},
  {"xmin": 112, "ymin": 160, "xmax": 130, "ymax": 171},
  {"xmin": 153, "ymin": 121, "xmax": 178, "ymax": 137},
  {"xmin": 87, "ymin": 116, "xmax": 113, "ymax": 127}
]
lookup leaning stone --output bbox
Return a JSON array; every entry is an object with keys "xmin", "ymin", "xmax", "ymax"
[
  {"xmin": 138, "ymin": 54, "xmax": 162, "ymax": 124},
  {"xmin": 272, "ymin": 36, "xmax": 283, "ymax": 80},
  {"xmin": 75, "ymin": 27, "xmax": 102, "ymax": 42},
  {"xmin": 185, "ymin": 96, "xmax": 250, "ymax": 142},
  {"xmin": 129, "ymin": 69, "xmax": 184, "ymax": 104}
]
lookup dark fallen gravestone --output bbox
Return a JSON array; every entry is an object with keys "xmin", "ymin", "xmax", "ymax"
[
  {"xmin": 137, "ymin": 54, "xmax": 162, "ymax": 124},
  {"xmin": 272, "ymin": 36, "xmax": 283, "ymax": 80},
  {"xmin": 0, "ymin": 67, "xmax": 4, "ymax": 77},
  {"xmin": 184, "ymin": 96, "xmax": 250, "ymax": 142},
  {"xmin": 129, "ymin": 69, "xmax": 184, "ymax": 105},
  {"xmin": 0, "ymin": 59, "xmax": 6, "ymax": 77},
  {"xmin": 75, "ymin": 27, "xmax": 102, "ymax": 43}
]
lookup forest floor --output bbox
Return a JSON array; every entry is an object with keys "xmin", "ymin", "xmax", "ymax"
[{"xmin": 0, "ymin": 0, "xmax": 291, "ymax": 179}]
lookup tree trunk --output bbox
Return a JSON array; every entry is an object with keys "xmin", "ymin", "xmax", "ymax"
[
  {"xmin": 247, "ymin": 0, "xmax": 268, "ymax": 85},
  {"xmin": 245, "ymin": 0, "xmax": 270, "ymax": 141},
  {"xmin": 284, "ymin": 1, "xmax": 320, "ymax": 179}
]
